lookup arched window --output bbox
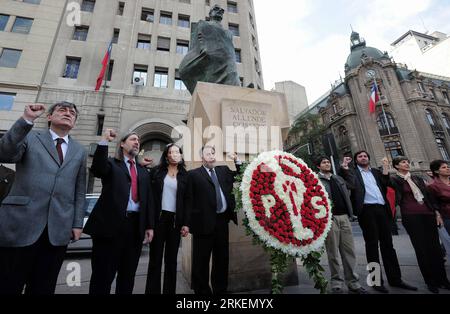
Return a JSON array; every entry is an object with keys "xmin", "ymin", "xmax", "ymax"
[
  {"xmin": 377, "ymin": 113, "xmax": 398, "ymax": 136},
  {"xmin": 425, "ymin": 109, "xmax": 436, "ymax": 126}
]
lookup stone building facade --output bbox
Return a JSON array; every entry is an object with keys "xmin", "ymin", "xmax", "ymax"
[
  {"xmin": 0, "ymin": 0, "xmax": 263, "ymax": 192},
  {"xmin": 288, "ymin": 31, "xmax": 450, "ymax": 171}
]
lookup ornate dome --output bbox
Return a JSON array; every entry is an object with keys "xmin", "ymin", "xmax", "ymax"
[{"xmin": 345, "ymin": 31, "xmax": 388, "ymax": 72}]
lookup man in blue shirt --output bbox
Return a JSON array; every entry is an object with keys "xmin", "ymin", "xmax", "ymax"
[{"xmin": 339, "ymin": 150, "xmax": 416, "ymax": 293}]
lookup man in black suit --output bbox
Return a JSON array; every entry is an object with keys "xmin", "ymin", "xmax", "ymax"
[
  {"xmin": 339, "ymin": 150, "xmax": 416, "ymax": 293},
  {"xmin": 83, "ymin": 129, "xmax": 154, "ymax": 294},
  {"xmin": 187, "ymin": 145, "xmax": 240, "ymax": 294}
]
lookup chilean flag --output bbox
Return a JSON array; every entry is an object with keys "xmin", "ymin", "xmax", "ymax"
[
  {"xmin": 95, "ymin": 41, "xmax": 113, "ymax": 91},
  {"xmin": 368, "ymin": 82, "xmax": 380, "ymax": 113}
]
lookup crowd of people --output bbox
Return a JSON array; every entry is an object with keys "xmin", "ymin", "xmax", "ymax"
[{"xmin": 0, "ymin": 102, "xmax": 449, "ymax": 295}]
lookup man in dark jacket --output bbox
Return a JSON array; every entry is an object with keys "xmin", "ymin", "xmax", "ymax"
[
  {"xmin": 186, "ymin": 145, "xmax": 240, "ymax": 294},
  {"xmin": 339, "ymin": 151, "xmax": 416, "ymax": 293},
  {"xmin": 83, "ymin": 129, "xmax": 154, "ymax": 294},
  {"xmin": 316, "ymin": 156, "xmax": 367, "ymax": 294}
]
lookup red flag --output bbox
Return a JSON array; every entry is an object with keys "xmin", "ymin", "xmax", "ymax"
[
  {"xmin": 95, "ymin": 42, "xmax": 113, "ymax": 91},
  {"xmin": 368, "ymin": 82, "xmax": 380, "ymax": 113}
]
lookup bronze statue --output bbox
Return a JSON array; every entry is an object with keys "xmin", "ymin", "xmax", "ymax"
[{"xmin": 179, "ymin": 5, "xmax": 241, "ymax": 94}]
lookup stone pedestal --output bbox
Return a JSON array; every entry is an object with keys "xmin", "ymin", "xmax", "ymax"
[{"xmin": 181, "ymin": 82, "xmax": 298, "ymax": 292}]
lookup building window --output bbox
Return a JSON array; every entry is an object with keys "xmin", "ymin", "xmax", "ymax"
[
  {"xmin": 159, "ymin": 12, "xmax": 172, "ymax": 25},
  {"xmin": 229, "ymin": 23, "xmax": 239, "ymax": 36},
  {"xmin": 63, "ymin": 57, "xmax": 81, "ymax": 79},
  {"xmin": 227, "ymin": 1, "xmax": 238, "ymax": 13},
  {"xmin": 442, "ymin": 113, "xmax": 450, "ymax": 136},
  {"xmin": 96, "ymin": 114, "xmax": 105, "ymax": 136},
  {"xmin": 136, "ymin": 34, "xmax": 151, "ymax": 49},
  {"xmin": 426, "ymin": 109, "xmax": 436, "ymax": 126},
  {"xmin": 418, "ymin": 81, "xmax": 425, "ymax": 93},
  {"xmin": 81, "ymin": 0, "xmax": 95, "ymax": 12},
  {"xmin": 0, "ymin": 92, "xmax": 16, "ymax": 111},
  {"xmin": 117, "ymin": 2, "xmax": 125, "ymax": 15},
  {"xmin": 178, "ymin": 15, "xmax": 190, "ymax": 28},
  {"xmin": 377, "ymin": 113, "xmax": 399, "ymax": 136},
  {"xmin": 430, "ymin": 87, "xmax": 437, "ymax": 100},
  {"xmin": 174, "ymin": 69, "xmax": 186, "ymax": 90},
  {"xmin": 0, "ymin": 15, "xmax": 9, "ymax": 31},
  {"xmin": 239, "ymin": 77, "xmax": 244, "ymax": 87},
  {"xmin": 0, "ymin": 49, "xmax": 22, "ymax": 68},
  {"xmin": 205, "ymin": 0, "xmax": 210, "ymax": 6},
  {"xmin": 23, "ymin": 0, "xmax": 41, "ymax": 4},
  {"xmin": 249, "ymin": 13, "xmax": 255, "ymax": 29},
  {"xmin": 112, "ymin": 28, "xmax": 120, "ymax": 44},
  {"xmin": 132, "ymin": 65, "xmax": 148, "ymax": 86},
  {"xmin": 141, "ymin": 8, "xmax": 154, "ymax": 22},
  {"xmin": 179, "ymin": 0, "xmax": 190, "ymax": 4},
  {"xmin": 106, "ymin": 60, "xmax": 114, "ymax": 81},
  {"xmin": 72, "ymin": 26, "xmax": 89, "ymax": 41},
  {"xmin": 176, "ymin": 40, "xmax": 189, "ymax": 55},
  {"xmin": 384, "ymin": 141, "xmax": 405, "ymax": 161},
  {"xmin": 235, "ymin": 49, "xmax": 241, "ymax": 63},
  {"xmin": 157, "ymin": 37, "xmax": 170, "ymax": 52},
  {"xmin": 436, "ymin": 138, "xmax": 450, "ymax": 160},
  {"xmin": 154, "ymin": 67, "xmax": 168, "ymax": 88},
  {"xmin": 443, "ymin": 90, "xmax": 450, "ymax": 105},
  {"xmin": 12, "ymin": 17, "xmax": 34, "ymax": 34},
  {"xmin": 254, "ymin": 58, "xmax": 260, "ymax": 73}
]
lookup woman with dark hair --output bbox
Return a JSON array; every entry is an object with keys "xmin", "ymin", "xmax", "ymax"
[
  {"xmin": 390, "ymin": 156, "xmax": 450, "ymax": 293},
  {"xmin": 428, "ymin": 160, "xmax": 450, "ymax": 234},
  {"xmin": 145, "ymin": 143, "xmax": 190, "ymax": 294}
]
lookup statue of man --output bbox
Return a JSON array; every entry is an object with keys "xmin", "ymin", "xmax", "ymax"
[{"xmin": 179, "ymin": 5, "xmax": 241, "ymax": 94}]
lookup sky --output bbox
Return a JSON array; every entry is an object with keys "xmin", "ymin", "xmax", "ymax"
[{"xmin": 253, "ymin": 0, "xmax": 450, "ymax": 104}]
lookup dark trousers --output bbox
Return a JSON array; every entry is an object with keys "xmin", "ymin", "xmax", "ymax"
[
  {"xmin": 358, "ymin": 204, "xmax": 402, "ymax": 285},
  {"xmin": 146, "ymin": 210, "xmax": 181, "ymax": 294},
  {"xmin": 0, "ymin": 227, "xmax": 67, "ymax": 295},
  {"xmin": 192, "ymin": 213, "xmax": 229, "ymax": 295},
  {"xmin": 89, "ymin": 213, "xmax": 143, "ymax": 295},
  {"xmin": 402, "ymin": 214, "xmax": 448, "ymax": 286}
]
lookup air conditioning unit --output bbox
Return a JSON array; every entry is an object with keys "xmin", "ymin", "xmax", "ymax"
[{"xmin": 133, "ymin": 77, "xmax": 145, "ymax": 86}]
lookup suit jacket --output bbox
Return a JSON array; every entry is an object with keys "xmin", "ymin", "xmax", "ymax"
[
  {"xmin": 186, "ymin": 165, "xmax": 239, "ymax": 235},
  {"xmin": 149, "ymin": 166, "xmax": 190, "ymax": 229},
  {"xmin": 338, "ymin": 166, "xmax": 390, "ymax": 216},
  {"xmin": 318, "ymin": 173, "xmax": 354, "ymax": 217},
  {"xmin": 0, "ymin": 118, "xmax": 87, "ymax": 247},
  {"xmin": 83, "ymin": 145, "xmax": 154, "ymax": 239}
]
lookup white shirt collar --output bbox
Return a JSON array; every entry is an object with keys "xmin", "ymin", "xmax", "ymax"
[
  {"xmin": 357, "ymin": 165, "xmax": 371, "ymax": 173},
  {"xmin": 124, "ymin": 155, "xmax": 136, "ymax": 165},
  {"xmin": 49, "ymin": 128, "xmax": 69, "ymax": 144}
]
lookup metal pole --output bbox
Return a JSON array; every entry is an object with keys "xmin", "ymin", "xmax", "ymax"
[{"xmin": 374, "ymin": 77, "xmax": 391, "ymax": 135}]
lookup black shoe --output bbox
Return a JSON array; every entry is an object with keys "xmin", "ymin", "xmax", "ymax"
[
  {"xmin": 440, "ymin": 281, "xmax": 450, "ymax": 290},
  {"xmin": 427, "ymin": 285, "xmax": 439, "ymax": 294},
  {"xmin": 390, "ymin": 281, "xmax": 418, "ymax": 291},
  {"xmin": 372, "ymin": 285, "xmax": 389, "ymax": 293},
  {"xmin": 349, "ymin": 287, "xmax": 369, "ymax": 294}
]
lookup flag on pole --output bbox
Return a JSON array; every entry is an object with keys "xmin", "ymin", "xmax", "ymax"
[
  {"xmin": 95, "ymin": 41, "xmax": 113, "ymax": 91},
  {"xmin": 368, "ymin": 81, "xmax": 380, "ymax": 113}
]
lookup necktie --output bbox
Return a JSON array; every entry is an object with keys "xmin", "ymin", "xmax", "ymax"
[
  {"xmin": 56, "ymin": 138, "xmax": 64, "ymax": 164},
  {"xmin": 128, "ymin": 160, "xmax": 139, "ymax": 203},
  {"xmin": 210, "ymin": 168, "xmax": 223, "ymax": 213}
]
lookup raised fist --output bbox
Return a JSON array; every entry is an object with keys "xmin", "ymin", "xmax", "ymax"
[
  {"xmin": 23, "ymin": 104, "xmax": 46, "ymax": 122},
  {"xmin": 102, "ymin": 128, "xmax": 117, "ymax": 142},
  {"xmin": 341, "ymin": 156, "xmax": 352, "ymax": 169}
]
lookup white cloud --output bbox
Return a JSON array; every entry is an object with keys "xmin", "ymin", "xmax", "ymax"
[{"xmin": 254, "ymin": 0, "xmax": 447, "ymax": 103}]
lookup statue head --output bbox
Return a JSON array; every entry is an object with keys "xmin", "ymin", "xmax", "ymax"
[{"xmin": 209, "ymin": 4, "xmax": 224, "ymax": 22}]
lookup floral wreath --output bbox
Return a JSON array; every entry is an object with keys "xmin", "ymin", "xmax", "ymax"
[
  {"xmin": 240, "ymin": 150, "xmax": 332, "ymax": 256},
  {"xmin": 235, "ymin": 150, "xmax": 332, "ymax": 293}
]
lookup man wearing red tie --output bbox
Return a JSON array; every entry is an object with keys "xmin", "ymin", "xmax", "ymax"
[{"xmin": 83, "ymin": 129, "xmax": 154, "ymax": 294}]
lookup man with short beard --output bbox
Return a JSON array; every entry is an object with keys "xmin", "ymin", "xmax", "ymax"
[
  {"xmin": 83, "ymin": 129, "xmax": 154, "ymax": 294},
  {"xmin": 339, "ymin": 151, "xmax": 416, "ymax": 293}
]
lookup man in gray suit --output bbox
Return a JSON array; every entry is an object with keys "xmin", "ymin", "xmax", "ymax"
[{"xmin": 0, "ymin": 102, "xmax": 87, "ymax": 295}]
